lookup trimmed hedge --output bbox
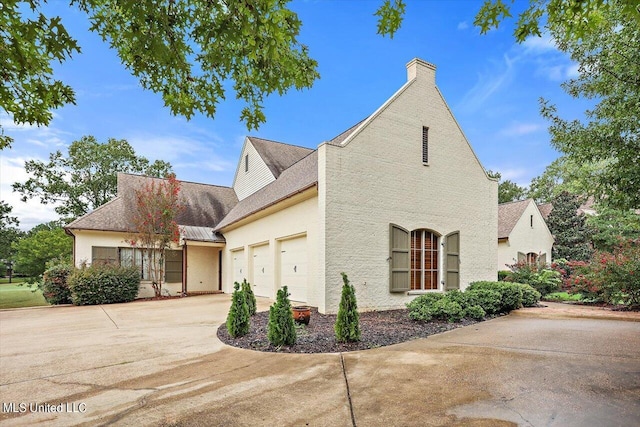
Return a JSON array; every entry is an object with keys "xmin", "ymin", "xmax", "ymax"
[
  {"xmin": 41, "ymin": 264, "xmax": 73, "ymax": 305},
  {"xmin": 68, "ymin": 265, "xmax": 140, "ymax": 305},
  {"xmin": 408, "ymin": 281, "xmax": 542, "ymax": 323}
]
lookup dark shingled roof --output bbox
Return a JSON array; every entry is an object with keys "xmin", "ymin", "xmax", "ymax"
[
  {"xmin": 67, "ymin": 173, "xmax": 238, "ymax": 232},
  {"xmin": 248, "ymin": 137, "xmax": 314, "ymax": 178},
  {"xmin": 215, "ymin": 151, "xmax": 318, "ymax": 230},
  {"xmin": 498, "ymin": 199, "xmax": 531, "ymax": 239},
  {"xmin": 537, "ymin": 203, "xmax": 553, "ymax": 220}
]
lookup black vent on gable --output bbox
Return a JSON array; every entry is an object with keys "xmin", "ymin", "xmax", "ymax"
[{"xmin": 422, "ymin": 127, "xmax": 429, "ymax": 164}]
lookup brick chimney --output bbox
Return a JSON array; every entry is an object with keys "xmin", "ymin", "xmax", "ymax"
[{"xmin": 406, "ymin": 58, "xmax": 436, "ymax": 84}]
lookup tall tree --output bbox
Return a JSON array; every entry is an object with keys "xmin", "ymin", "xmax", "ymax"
[
  {"xmin": 12, "ymin": 224, "xmax": 72, "ymax": 277},
  {"xmin": 1, "ymin": 0, "xmax": 319, "ymax": 149},
  {"xmin": 0, "ymin": 201, "xmax": 24, "ymax": 271},
  {"xmin": 587, "ymin": 205, "xmax": 640, "ymax": 252},
  {"xmin": 540, "ymin": 2, "xmax": 640, "ymax": 210},
  {"xmin": 487, "ymin": 170, "xmax": 527, "ymax": 204},
  {"xmin": 129, "ymin": 174, "xmax": 184, "ymax": 298},
  {"xmin": 527, "ymin": 157, "xmax": 606, "ymax": 204},
  {"xmin": 12, "ymin": 136, "xmax": 172, "ymax": 219},
  {"xmin": 546, "ymin": 191, "xmax": 593, "ymax": 261}
]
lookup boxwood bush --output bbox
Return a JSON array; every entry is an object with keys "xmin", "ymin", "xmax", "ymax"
[
  {"xmin": 468, "ymin": 281, "xmax": 524, "ymax": 312},
  {"xmin": 41, "ymin": 263, "xmax": 73, "ymax": 305},
  {"xmin": 69, "ymin": 265, "xmax": 140, "ymax": 305},
  {"xmin": 517, "ymin": 283, "xmax": 542, "ymax": 307}
]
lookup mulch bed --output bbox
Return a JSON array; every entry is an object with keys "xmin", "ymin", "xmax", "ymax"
[{"xmin": 217, "ymin": 308, "xmax": 485, "ymax": 354}]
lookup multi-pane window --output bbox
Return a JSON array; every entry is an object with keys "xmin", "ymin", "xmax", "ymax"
[
  {"xmin": 422, "ymin": 126, "xmax": 429, "ymax": 164},
  {"xmin": 526, "ymin": 252, "xmax": 538, "ymax": 265},
  {"xmin": 165, "ymin": 250, "xmax": 183, "ymax": 283},
  {"xmin": 91, "ymin": 246, "xmax": 183, "ymax": 282},
  {"xmin": 92, "ymin": 246, "xmax": 117, "ymax": 266},
  {"xmin": 410, "ymin": 229, "xmax": 439, "ymax": 290}
]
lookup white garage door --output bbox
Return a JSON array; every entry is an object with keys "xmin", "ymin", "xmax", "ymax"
[
  {"xmin": 250, "ymin": 244, "xmax": 271, "ymax": 298},
  {"xmin": 279, "ymin": 236, "xmax": 308, "ymax": 303},
  {"xmin": 231, "ymin": 249, "xmax": 245, "ymax": 286}
]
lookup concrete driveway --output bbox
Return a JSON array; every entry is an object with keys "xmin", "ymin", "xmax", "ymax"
[{"xmin": 1, "ymin": 296, "xmax": 639, "ymax": 426}]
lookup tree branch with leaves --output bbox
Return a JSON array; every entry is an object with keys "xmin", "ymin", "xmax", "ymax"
[{"xmin": 129, "ymin": 174, "xmax": 184, "ymax": 298}]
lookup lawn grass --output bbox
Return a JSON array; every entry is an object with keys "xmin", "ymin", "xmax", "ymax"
[
  {"xmin": 0, "ymin": 281, "xmax": 50, "ymax": 309},
  {"xmin": 543, "ymin": 292, "xmax": 584, "ymax": 302}
]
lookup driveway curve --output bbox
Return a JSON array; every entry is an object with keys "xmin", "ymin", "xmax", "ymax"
[{"xmin": 1, "ymin": 297, "xmax": 638, "ymax": 426}]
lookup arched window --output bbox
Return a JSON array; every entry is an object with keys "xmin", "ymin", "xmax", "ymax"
[
  {"xmin": 526, "ymin": 252, "xmax": 538, "ymax": 265},
  {"xmin": 411, "ymin": 229, "xmax": 439, "ymax": 290}
]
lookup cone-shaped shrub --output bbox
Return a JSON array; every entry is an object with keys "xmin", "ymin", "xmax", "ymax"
[
  {"xmin": 242, "ymin": 278, "xmax": 257, "ymax": 316},
  {"xmin": 335, "ymin": 272, "xmax": 361, "ymax": 342},
  {"xmin": 267, "ymin": 286, "xmax": 296, "ymax": 346},
  {"xmin": 226, "ymin": 282, "xmax": 250, "ymax": 338}
]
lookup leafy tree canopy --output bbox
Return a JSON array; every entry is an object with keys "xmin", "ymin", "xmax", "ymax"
[
  {"xmin": 540, "ymin": 2, "xmax": 640, "ymax": 210},
  {"xmin": 474, "ymin": 0, "xmax": 640, "ymax": 42},
  {"xmin": 587, "ymin": 205, "xmax": 640, "ymax": 252},
  {"xmin": 0, "ymin": 201, "xmax": 24, "ymax": 263},
  {"xmin": 1, "ymin": 0, "xmax": 320, "ymax": 149},
  {"xmin": 12, "ymin": 136, "xmax": 173, "ymax": 219},
  {"xmin": 12, "ymin": 225, "xmax": 72, "ymax": 277},
  {"xmin": 487, "ymin": 170, "xmax": 527, "ymax": 204},
  {"xmin": 526, "ymin": 156, "xmax": 606, "ymax": 204}
]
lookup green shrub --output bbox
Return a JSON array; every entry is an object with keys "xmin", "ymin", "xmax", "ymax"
[
  {"xmin": 444, "ymin": 289, "xmax": 468, "ymax": 306},
  {"xmin": 544, "ymin": 292, "xmax": 584, "ymax": 302},
  {"xmin": 407, "ymin": 293, "xmax": 445, "ymax": 321},
  {"xmin": 431, "ymin": 298, "xmax": 464, "ymax": 322},
  {"xmin": 226, "ymin": 282, "xmax": 250, "ymax": 338},
  {"xmin": 40, "ymin": 263, "xmax": 73, "ymax": 305},
  {"xmin": 69, "ymin": 264, "xmax": 140, "ymax": 305},
  {"xmin": 241, "ymin": 279, "xmax": 257, "ymax": 316},
  {"xmin": 464, "ymin": 305, "xmax": 486, "ymax": 320},
  {"xmin": 464, "ymin": 288, "xmax": 502, "ymax": 315},
  {"xmin": 517, "ymin": 283, "xmax": 541, "ymax": 307},
  {"xmin": 335, "ymin": 273, "xmax": 361, "ymax": 342},
  {"xmin": 498, "ymin": 270, "xmax": 510, "ymax": 281},
  {"xmin": 468, "ymin": 281, "xmax": 523, "ymax": 313},
  {"xmin": 268, "ymin": 286, "xmax": 296, "ymax": 346},
  {"xmin": 505, "ymin": 262, "xmax": 561, "ymax": 296}
]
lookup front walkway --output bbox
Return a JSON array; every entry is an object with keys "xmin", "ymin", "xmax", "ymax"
[{"xmin": 1, "ymin": 296, "xmax": 639, "ymax": 426}]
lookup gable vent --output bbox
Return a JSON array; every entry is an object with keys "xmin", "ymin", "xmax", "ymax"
[{"xmin": 422, "ymin": 127, "xmax": 429, "ymax": 164}]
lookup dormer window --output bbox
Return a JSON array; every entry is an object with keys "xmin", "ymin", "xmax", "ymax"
[
  {"xmin": 422, "ymin": 126, "xmax": 429, "ymax": 164},
  {"xmin": 245, "ymin": 154, "xmax": 249, "ymax": 172}
]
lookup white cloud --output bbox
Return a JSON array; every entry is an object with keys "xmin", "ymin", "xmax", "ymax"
[
  {"xmin": 500, "ymin": 123, "xmax": 542, "ymax": 137},
  {"xmin": 566, "ymin": 63, "xmax": 580, "ymax": 78},
  {"xmin": 458, "ymin": 54, "xmax": 516, "ymax": 112},
  {"xmin": 457, "ymin": 21, "xmax": 469, "ymax": 30},
  {"xmin": 0, "ymin": 156, "xmax": 61, "ymax": 231},
  {"xmin": 521, "ymin": 34, "xmax": 557, "ymax": 54}
]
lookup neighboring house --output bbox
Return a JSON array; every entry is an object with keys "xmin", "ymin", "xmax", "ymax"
[
  {"xmin": 497, "ymin": 199, "xmax": 554, "ymax": 271},
  {"xmin": 67, "ymin": 58, "xmax": 498, "ymax": 313}
]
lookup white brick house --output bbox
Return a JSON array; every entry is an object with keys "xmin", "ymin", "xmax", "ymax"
[
  {"xmin": 497, "ymin": 199, "xmax": 554, "ymax": 271},
  {"xmin": 67, "ymin": 58, "xmax": 498, "ymax": 313}
]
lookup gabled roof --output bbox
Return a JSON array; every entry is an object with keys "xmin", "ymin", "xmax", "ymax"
[
  {"xmin": 537, "ymin": 203, "xmax": 553, "ymax": 220},
  {"xmin": 215, "ymin": 151, "xmax": 318, "ymax": 230},
  {"xmin": 248, "ymin": 137, "xmax": 314, "ymax": 178},
  {"xmin": 328, "ymin": 118, "xmax": 367, "ymax": 146},
  {"xmin": 67, "ymin": 173, "xmax": 238, "ymax": 233},
  {"xmin": 498, "ymin": 199, "xmax": 532, "ymax": 239}
]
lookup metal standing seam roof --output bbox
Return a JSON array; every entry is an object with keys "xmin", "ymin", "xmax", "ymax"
[
  {"xmin": 498, "ymin": 199, "xmax": 532, "ymax": 239},
  {"xmin": 180, "ymin": 225, "xmax": 226, "ymax": 243}
]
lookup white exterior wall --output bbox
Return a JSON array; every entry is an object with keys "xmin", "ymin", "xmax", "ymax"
[
  {"xmin": 220, "ymin": 192, "xmax": 320, "ymax": 307},
  {"xmin": 319, "ymin": 60, "xmax": 498, "ymax": 314},
  {"xmin": 186, "ymin": 245, "xmax": 220, "ymax": 292},
  {"xmin": 71, "ymin": 230, "xmax": 183, "ymax": 298},
  {"xmin": 497, "ymin": 201, "xmax": 554, "ymax": 270},
  {"xmin": 232, "ymin": 139, "xmax": 276, "ymax": 200}
]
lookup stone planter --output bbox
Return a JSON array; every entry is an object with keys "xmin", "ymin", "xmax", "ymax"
[{"xmin": 292, "ymin": 306, "xmax": 311, "ymax": 325}]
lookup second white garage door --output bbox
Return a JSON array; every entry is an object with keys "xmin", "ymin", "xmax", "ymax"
[
  {"xmin": 231, "ymin": 248, "xmax": 245, "ymax": 286},
  {"xmin": 279, "ymin": 235, "xmax": 308, "ymax": 303},
  {"xmin": 250, "ymin": 244, "xmax": 271, "ymax": 298}
]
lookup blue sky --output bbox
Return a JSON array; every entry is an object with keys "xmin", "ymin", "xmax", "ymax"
[{"xmin": 1, "ymin": 0, "xmax": 588, "ymax": 230}]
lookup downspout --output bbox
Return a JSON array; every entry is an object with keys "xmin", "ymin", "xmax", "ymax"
[{"xmin": 182, "ymin": 243, "xmax": 188, "ymax": 296}]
